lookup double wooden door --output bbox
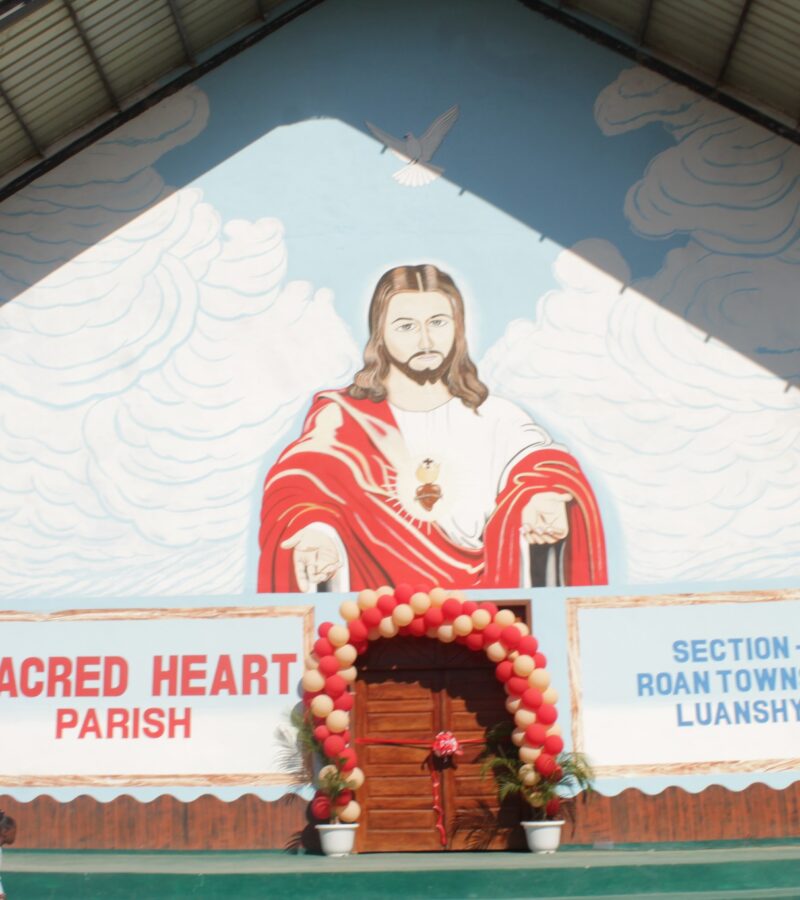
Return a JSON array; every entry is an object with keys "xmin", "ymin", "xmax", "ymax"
[{"xmin": 354, "ymin": 636, "xmax": 522, "ymax": 852}]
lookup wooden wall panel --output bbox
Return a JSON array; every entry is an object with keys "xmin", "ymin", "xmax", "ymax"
[{"xmin": 1, "ymin": 783, "xmax": 799, "ymax": 849}]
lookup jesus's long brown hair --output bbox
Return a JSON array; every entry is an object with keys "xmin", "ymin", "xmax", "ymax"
[{"xmin": 348, "ymin": 264, "xmax": 489, "ymax": 411}]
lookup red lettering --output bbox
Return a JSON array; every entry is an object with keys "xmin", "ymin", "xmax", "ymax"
[
  {"xmin": 181, "ymin": 655, "xmax": 207, "ymax": 696},
  {"xmin": 55, "ymin": 708, "xmax": 78, "ymax": 738},
  {"xmin": 0, "ymin": 658, "xmax": 18, "ymax": 697},
  {"xmin": 47, "ymin": 657, "xmax": 72, "ymax": 697},
  {"xmin": 75, "ymin": 656, "xmax": 101, "ymax": 697},
  {"xmin": 104, "ymin": 657, "xmax": 128, "ymax": 696},
  {"xmin": 20, "ymin": 658, "xmax": 44, "ymax": 697},
  {"xmin": 77, "ymin": 708, "xmax": 101, "ymax": 739},
  {"xmin": 143, "ymin": 708, "xmax": 165, "ymax": 738},
  {"xmin": 152, "ymin": 655, "xmax": 178, "ymax": 696},
  {"xmin": 169, "ymin": 707, "xmax": 192, "ymax": 738},
  {"xmin": 271, "ymin": 653, "xmax": 296, "ymax": 695},
  {"xmin": 106, "ymin": 708, "xmax": 129, "ymax": 738},
  {"xmin": 242, "ymin": 655, "xmax": 268, "ymax": 695},
  {"xmin": 210, "ymin": 655, "xmax": 237, "ymax": 695}
]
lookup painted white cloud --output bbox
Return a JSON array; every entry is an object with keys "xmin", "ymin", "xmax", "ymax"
[
  {"xmin": 481, "ymin": 239, "xmax": 800, "ymax": 584},
  {"xmin": 0, "ymin": 86, "xmax": 360, "ymax": 598},
  {"xmin": 594, "ymin": 66, "xmax": 800, "ymax": 380}
]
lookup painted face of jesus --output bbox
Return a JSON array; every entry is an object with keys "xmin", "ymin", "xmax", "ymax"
[{"xmin": 383, "ymin": 290, "xmax": 456, "ymax": 384}]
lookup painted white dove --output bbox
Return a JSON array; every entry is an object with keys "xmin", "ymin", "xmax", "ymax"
[{"xmin": 366, "ymin": 105, "xmax": 459, "ymax": 187}]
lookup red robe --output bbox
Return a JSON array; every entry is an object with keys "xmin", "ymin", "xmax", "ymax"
[{"xmin": 258, "ymin": 390, "xmax": 607, "ymax": 591}]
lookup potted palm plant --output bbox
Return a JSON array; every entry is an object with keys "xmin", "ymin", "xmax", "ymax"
[{"xmin": 480, "ymin": 724, "xmax": 594, "ymax": 853}]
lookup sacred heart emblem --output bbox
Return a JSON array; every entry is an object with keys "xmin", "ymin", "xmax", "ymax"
[{"xmin": 415, "ymin": 458, "xmax": 442, "ymax": 511}]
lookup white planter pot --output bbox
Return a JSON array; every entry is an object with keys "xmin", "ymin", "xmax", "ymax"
[
  {"xmin": 316, "ymin": 823, "xmax": 359, "ymax": 857},
  {"xmin": 521, "ymin": 819, "xmax": 565, "ymax": 854}
]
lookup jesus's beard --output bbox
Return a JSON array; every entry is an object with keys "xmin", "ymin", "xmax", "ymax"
[{"xmin": 389, "ymin": 346, "xmax": 455, "ymax": 386}]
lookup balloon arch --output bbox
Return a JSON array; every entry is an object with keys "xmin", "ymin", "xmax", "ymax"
[{"xmin": 300, "ymin": 584, "xmax": 563, "ymax": 826}]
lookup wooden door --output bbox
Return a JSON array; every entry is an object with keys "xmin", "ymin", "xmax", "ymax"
[{"xmin": 354, "ymin": 636, "xmax": 520, "ymax": 852}]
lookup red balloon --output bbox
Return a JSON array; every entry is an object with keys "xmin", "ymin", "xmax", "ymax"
[
  {"xmin": 518, "ymin": 636, "xmax": 539, "ymax": 656},
  {"xmin": 525, "ymin": 723, "xmax": 547, "ymax": 746},
  {"xmin": 394, "ymin": 583, "xmax": 414, "ymax": 604},
  {"xmin": 340, "ymin": 729, "xmax": 351, "ymax": 745},
  {"xmin": 318, "ymin": 622, "xmax": 333, "ymax": 639},
  {"xmin": 543, "ymin": 734, "xmax": 564, "ymax": 755},
  {"xmin": 533, "ymin": 652, "xmax": 548, "ymax": 669},
  {"xmin": 325, "ymin": 675, "xmax": 347, "ymax": 697},
  {"xmin": 310, "ymin": 793, "xmax": 331, "ymax": 821},
  {"xmin": 545, "ymin": 798, "xmax": 561, "ymax": 818},
  {"xmin": 318, "ymin": 655, "xmax": 340, "ymax": 676},
  {"xmin": 323, "ymin": 734, "xmax": 346, "ymax": 759},
  {"xmin": 423, "ymin": 607, "xmax": 444, "ymax": 629},
  {"xmin": 408, "ymin": 617, "xmax": 427, "ymax": 637},
  {"xmin": 465, "ymin": 632, "xmax": 484, "ymax": 652},
  {"xmin": 506, "ymin": 676, "xmax": 529, "ymax": 696},
  {"xmin": 482, "ymin": 623, "xmax": 502, "ymax": 645},
  {"xmin": 314, "ymin": 638, "xmax": 334, "ymax": 657},
  {"xmin": 441, "ymin": 598, "xmax": 463, "ymax": 621},
  {"xmin": 354, "ymin": 640, "xmax": 369, "ymax": 655},
  {"xmin": 535, "ymin": 753, "xmax": 557, "ymax": 777},
  {"xmin": 480, "ymin": 602, "xmax": 499, "ymax": 619},
  {"xmin": 462, "ymin": 601, "xmax": 478, "ymax": 615},
  {"xmin": 338, "ymin": 747, "xmax": 358, "ymax": 771},
  {"xmin": 335, "ymin": 789, "xmax": 354, "ymax": 807},
  {"xmin": 348, "ymin": 620, "xmax": 368, "ymax": 643},
  {"xmin": 313, "ymin": 725, "xmax": 330, "ymax": 742},
  {"xmin": 377, "ymin": 594, "xmax": 397, "ymax": 615},
  {"xmin": 551, "ymin": 765, "xmax": 563, "ymax": 782},
  {"xmin": 500, "ymin": 625, "xmax": 522, "ymax": 649},
  {"xmin": 361, "ymin": 607, "xmax": 382, "ymax": 628},
  {"xmin": 495, "ymin": 660, "xmax": 514, "ymax": 683},
  {"xmin": 334, "ymin": 692, "xmax": 354, "ymax": 711},
  {"xmin": 521, "ymin": 688, "xmax": 543, "ymax": 710},
  {"xmin": 536, "ymin": 703, "xmax": 557, "ymax": 725}
]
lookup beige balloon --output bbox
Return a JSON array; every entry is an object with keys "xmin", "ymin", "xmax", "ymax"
[
  {"xmin": 328, "ymin": 625, "xmax": 350, "ymax": 647},
  {"xmin": 302, "ymin": 669, "xmax": 325, "ymax": 693},
  {"xmin": 305, "ymin": 654, "xmax": 319, "ymax": 670},
  {"xmin": 437, "ymin": 624, "xmax": 456, "ymax": 643},
  {"xmin": 392, "ymin": 603, "xmax": 414, "ymax": 626},
  {"xmin": 486, "ymin": 641, "xmax": 507, "ymax": 662},
  {"xmin": 339, "ymin": 600, "xmax": 361, "ymax": 622},
  {"xmin": 547, "ymin": 724, "xmax": 562, "ymax": 737},
  {"xmin": 519, "ymin": 764, "xmax": 540, "ymax": 786},
  {"xmin": 345, "ymin": 767, "xmax": 365, "ymax": 789},
  {"xmin": 376, "ymin": 585, "xmax": 394, "ymax": 597},
  {"xmin": 310, "ymin": 694, "xmax": 334, "ymax": 718},
  {"xmin": 519, "ymin": 745, "xmax": 542, "ymax": 764},
  {"xmin": 357, "ymin": 589, "xmax": 379, "ymax": 610},
  {"xmin": 449, "ymin": 590, "xmax": 467, "ymax": 602},
  {"xmin": 453, "ymin": 614, "xmax": 473, "ymax": 636},
  {"xmin": 494, "ymin": 609, "xmax": 516, "ymax": 627},
  {"xmin": 339, "ymin": 666, "xmax": 358, "ymax": 683},
  {"xmin": 319, "ymin": 764, "xmax": 338, "ymax": 781},
  {"xmin": 471, "ymin": 609, "xmax": 491, "ymax": 630},
  {"xmin": 428, "ymin": 587, "xmax": 447, "ymax": 607},
  {"xmin": 337, "ymin": 800, "xmax": 361, "ymax": 823},
  {"xmin": 409, "ymin": 592, "xmax": 431, "ymax": 615},
  {"xmin": 505, "ymin": 696, "xmax": 522, "ymax": 715},
  {"xmin": 335, "ymin": 644, "xmax": 358, "ymax": 666},
  {"xmin": 326, "ymin": 709, "xmax": 349, "ymax": 733},
  {"xmin": 514, "ymin": 708, "xmax": 537, "ymax": 729},
  {"xmin": 511, "ymin": 727, "xmax": 526, "ymax": 747},
  {"xmin": 528, "ymin": 669, "xmax": 550, "ymax": 690},
  {"xmin": 379, "ymin": 616, "xmax": 398, "ymax": 638},
  {"xmin": 516, "ymin": 622, "xmax": 530, "ymax": 636},
  {"xmin": 513, "ymin": 655, "xmax": 535, "ymax": 677},
  {"xmin": 542, "ymin": 687, "xmax": 559, "ymax": 705}
]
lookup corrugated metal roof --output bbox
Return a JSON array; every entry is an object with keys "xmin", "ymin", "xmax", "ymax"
[
  {"xmin": 1, "ymin": 0, "xmax": 800, "ymax": 196},
  {"xmin": 0, "ymin": 0, "xmax": 290, "ymax": 191}
]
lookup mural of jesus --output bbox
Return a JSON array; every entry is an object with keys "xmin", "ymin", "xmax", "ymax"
[{"xmin": 258, "ymin": 264, "xmax": 607, "ymax": 592}]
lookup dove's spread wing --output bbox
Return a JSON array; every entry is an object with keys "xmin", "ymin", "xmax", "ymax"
[
  {"xmin": 418, "ymin": 105, "xmax": 459, "ymax": 161},
  {"xmin": 365, "ymin": 120, "xmax": 409, "ymax": 157}
]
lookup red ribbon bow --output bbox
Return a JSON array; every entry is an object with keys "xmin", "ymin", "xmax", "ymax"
[{"xmin": 432, "ymin": 730, "xmax": 462, "ymax": 758}]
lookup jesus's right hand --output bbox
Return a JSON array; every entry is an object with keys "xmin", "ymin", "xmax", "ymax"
[{"xmin": 280, "ymin": 527, "xmax": 343, "ymax": 592}]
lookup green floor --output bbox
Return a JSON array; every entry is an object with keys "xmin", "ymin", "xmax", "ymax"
[{"xmin": 3, "ymin": 843, "xmax": 800, "ymax": 899}]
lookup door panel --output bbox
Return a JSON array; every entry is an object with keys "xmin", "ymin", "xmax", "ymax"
[{"xmin": 355, "ymin": 636, "xmax": 517, "ymax": 852}]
